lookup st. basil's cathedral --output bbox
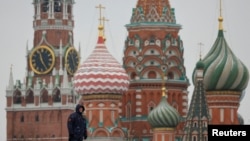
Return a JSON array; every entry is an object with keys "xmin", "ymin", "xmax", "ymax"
[{"xmin": 5, "ymin": 0, "xmax": 249, "ymax": 141}]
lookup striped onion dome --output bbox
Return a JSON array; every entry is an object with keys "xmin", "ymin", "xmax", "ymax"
[
  {"xmin": 192, "ymin": 16, "xmax": 249, "ymax": 91},
  {"xmin": 73, "ymin": 25, "xmax": 129, "ymax": 95},
  {"xmin": 148, "ymin": 94, "xmax": 180, "ymax": 128}
]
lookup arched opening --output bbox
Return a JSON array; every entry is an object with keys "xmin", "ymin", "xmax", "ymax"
[
  {"xmin": 42, "ymin": 0, "xmax": 49, "ymax": 12},
  {"xmin": 26, "ymin": 91, "xmax": 34, "ymax": 104},
  {"xmin": 14, "ymin": 91, "xmax": 22, "ymax": 104},
  {"xmin": 167, "ymin": 72, "xmax": 174, "ymax": 79},
  {"xmin": 53, "ymin": 89, "xmax": 61, "ymax": 103},
  {"xmin": 148, "ymin": 71, "xmax": 156, "ymax": 79},
  {"xmin": 41, "ymin": 91, "xmax": 49, "ymax": 103},
  {"xmin": 54, "ymin": 0, "xmax": 62, "ymax": 12},
  {"xmin": 130, "ymin": 72, "xmax": 136, "ymax": 80}
]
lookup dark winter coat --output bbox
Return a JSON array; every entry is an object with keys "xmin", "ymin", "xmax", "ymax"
[{"xmin": 67, "ymin": 104, "xmax": 87, "ymax": 141}]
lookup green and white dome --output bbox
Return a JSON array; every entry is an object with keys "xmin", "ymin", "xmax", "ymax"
[
  {"xmin": 193, "ymin": 17, "xmax": 249, "ymax": 91},
  {"xmin": 148, "ymin": 94, "xmax": 180, "ymax": 128}
]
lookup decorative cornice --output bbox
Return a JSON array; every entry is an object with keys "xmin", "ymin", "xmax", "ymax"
[
  {"xmin": 153, "ymin": 127, "xmax": 175, "ymax": 131},
  {"xmin": 82, "ymin": 94, "xmax": 122, "ymax": 100},
  {"xmin": 34, "ymin": 25, "xmax": 74, "ymax": 31},
  {"xmin": 206, "ymin": 91, "xmax": 241, "ymax": 95}
]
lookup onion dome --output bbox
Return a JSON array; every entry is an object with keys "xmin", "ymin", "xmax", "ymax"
[
  {"xmin": 192, "ymin": 12, "xmax": 249, "ymax": 91},
  {"xmin": 238, "ymin": 113, "xmax": 244, "ymax": 125},
  {"xmin": 196, "ymin": 59, "xmax": 205, "ymax": 69},
  {"xmin": 73, "ymin": 25, "xmax": 129, "ymax": 95},
  {"xmin": 148, "ymin": 86, "xmax": 180, "ymax": 128}
]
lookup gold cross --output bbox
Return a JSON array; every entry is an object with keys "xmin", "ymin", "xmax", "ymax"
[
  {"xmin": 198, "ymin": 42, "xmax": 204, "ymax": 60},
  {"xmin": 95, "ymin": 4, "xmax": 105, "ymax": 25}
]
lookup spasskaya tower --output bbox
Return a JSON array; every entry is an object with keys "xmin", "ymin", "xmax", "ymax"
[{"xmin": 6, "ymin": 1, "xmax": 80, "ymax": 140}]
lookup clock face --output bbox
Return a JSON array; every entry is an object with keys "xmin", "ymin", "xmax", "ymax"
[
  {"xmin": 65, "ymin": 47, "xmax": 80, "ymax": 75},
  {"xmin": 29, "ymin": 46, "xmax": 55, "ymax": 74}
]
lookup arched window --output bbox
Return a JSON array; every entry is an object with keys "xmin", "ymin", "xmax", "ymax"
[
  {"xmin": 20, "ymin": 114, "xmax": 24, "ymax": 122},
  {"xmin": 67, "ymin": 5, "xmax": 71, "ymax": 14},
  {"xmin": 192, "ymin": 135, "xmax": 197, "ymax": 141},
  {"xmin": 54, "ymin": 0, "xmax": 62, "ymax": 12},
  {"xmin": 42, "ymin": 0, "xmax": 49, "ymax": 12},
  {"xmin": 41, "ymin": 91, "xmax": 49, "ymax": 103},
  {"xmin": 14, "ymin": 91, "xmax": 22, "ymax": 104},
  {"xmin": 35, "ymin": 113, "xmax": 39, "ymax": 122},
  {"xmin": 53, "ymin": 90, "xmax": 61, "ymax": 103},
  {"xmin": 26, "ymin": 91, "xmax": 34, "ymax": 104},
  {"xmin": 167, "ymin": 72, "xmax": 174, "ymax": 79},
  {"xmin": 148, "ymin": 71, "xmax": 156, "ymax": 79},
  {"xmin": 126, "ymin": 103, "xmax": 131, "ymax": 119},
  {"xmin": 204, "ymin": 136, "xmax": 207, "ymax": 141},
  {"xmin": 148, "ymin": 101, "xmax": 155, "ymax": 114},
  {"xmin": 130, "ymin": 72, "xmax": 136, "ymax": 80}
]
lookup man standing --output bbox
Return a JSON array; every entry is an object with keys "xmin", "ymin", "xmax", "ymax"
[{"xmin": 67, "ymin": 104, "xmax": 87, "ymax": 141}]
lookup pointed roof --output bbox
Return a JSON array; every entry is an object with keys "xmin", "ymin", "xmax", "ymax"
[
  {"xmin": 129, "ymin": 0, "xmax": 178, "ymax": 25},
  {"xmin": 7, "ymin": 65, "xmax": 14, "ymax": 90},
  {"xmin": 192, "ymin": 1, "xmax": 249, "ymax": 91},
  {"xmin": 183, "ymin": 62, "xmax": 210, "ymax": 141},
  {"xmin": 73, "ymin": 25, "xmax": 129, "ymax": 95}
]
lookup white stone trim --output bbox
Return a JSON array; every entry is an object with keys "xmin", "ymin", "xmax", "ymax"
[
  {"xmin": 136, "ymin": 101, "xmax": 142, "ymax": 106},
  {"xmin": 136, "ymin": 108, "xmax": 141, "ymax": 112}
]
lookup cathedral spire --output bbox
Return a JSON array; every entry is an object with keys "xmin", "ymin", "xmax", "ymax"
[
  {"xmin": 218, "ymin": 0, "xmax": 224, "ymax": 31},
  {"xmin": 7, "ymin": 64, "xmax": 14, "ymax": 90}
]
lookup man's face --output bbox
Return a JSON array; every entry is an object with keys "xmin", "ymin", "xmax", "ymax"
[{"xmin": 79, "ymin": 107, "xmax": 83, "ymax": 113}]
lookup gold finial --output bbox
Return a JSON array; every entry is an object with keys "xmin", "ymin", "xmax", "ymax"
[
  {"xmin": 218, "ymin": 0, "xmax": 223, "ymax": 30},
  {"xmin": 100, "ymin": 16, "xmax": 109, "ymax": 41},
  {"xmin": 198, "ymin": 42, "xmax": 204, "ymax": 60},
  {"xmin": 96, "ymin": 4, "xmax": 105, "ymax": 37},
  {"xmin": 161, "ymin": 72, "xmax": 166, "ymax": 97}
]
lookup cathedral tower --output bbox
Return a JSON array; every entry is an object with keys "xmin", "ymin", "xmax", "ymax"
[
  {"xmin": 6, "ymin": 1, "xmax": 80, "ymax": 140},
  {"xmin": 121, "ymin": 0, "xmax": 189, "ymax": 140},
  {"xmin": 193, "ymin": 0, "xmax": 249, "ymax": 125},
  {"xmin": 73, "ymin": 5, "xmax": 130, "ymax": 141}
]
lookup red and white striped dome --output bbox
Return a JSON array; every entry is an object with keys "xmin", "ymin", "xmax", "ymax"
[{"xmin": 73, "ymin": 35, "xmax": 129, "ymax": 95}]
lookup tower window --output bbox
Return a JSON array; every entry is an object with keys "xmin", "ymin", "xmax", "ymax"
[
  {"xmin": 54, "ymin": 0, "xmax": 62, "ymax": 12},
  {"xmin": 192, "ymin": 136, "xmax": 197, "ymax": 141},
  {"xmin": 42, "ymin": 0, "xmax": 49, "ymax": 12},
  {"xmin": 14, "ymin": 92, "xmax": 22, "ymax": 104},
  {"xmin": 35, "ymin": 114, "xmax": 39, "ymax": 122},
  {"xmin": 67, "ymin": 5, "xmax": 71, "ymax": 14},
  {"xmin": 150, "ymin": 107, "xmax": 154, "ymax": 111},
  {"xmin": 20, "ymin": 115, "xmax": 24, "ymax": 122},
  {"xmin": 150, "ymin": 50, "xmax": 154, "ymax": 54}
]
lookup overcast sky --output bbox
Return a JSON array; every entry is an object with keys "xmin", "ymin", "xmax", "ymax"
[{"xmin": 1, "ymin": 0, "xmax": 250, "ymax": 140}]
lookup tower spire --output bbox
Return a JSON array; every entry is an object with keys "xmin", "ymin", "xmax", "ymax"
[
  {"xmin": 7, "ymin": 64, "xmax": 14, "ymax": 90},
  {"xmin": 218, "ymin": 0, "xmax": 224, "ymax": 30}
]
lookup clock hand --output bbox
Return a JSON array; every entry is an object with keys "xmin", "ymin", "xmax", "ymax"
[
  {"xmin": 70, "ymin": 53, "xmax": 76, "ymax": 69},
  {"xmin": 38, "ymin": 51, "xmax": 48, "ymax": 70}
]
